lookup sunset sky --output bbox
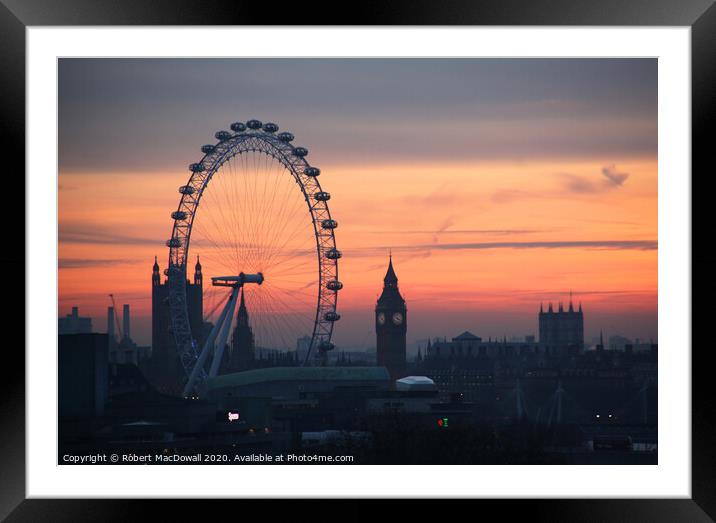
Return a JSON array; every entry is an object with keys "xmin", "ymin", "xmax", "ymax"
[{"xmin": 58, "ymin": 58, "xmax": 658, "ymax": 351}]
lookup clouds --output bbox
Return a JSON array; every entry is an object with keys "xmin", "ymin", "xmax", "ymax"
[
  {"xmin": 601, "ymin": 164, "xmax": 630, "ymax": 186},
  {"xmin": 347, "ymin": 239, "xmax": 657, "ymax": 258},
  {"xmin": 432, "ymin": 216, "xmax": 458, "ymax": 243},
  {"xmin": 372, "ymin": 228, "xmax": 543, "ymax": 236},
  {"xmin": 56, "ymin": 59, "xmax": 658, "ymax": 345},
  {"xmin": 59, "ymin": 223, "xmax": 161, "ymax": 246},
  {"xmin": 559, "ymin": 164, "xmax": 631, "ymax": 195},
  {"xmin": 490, "ymin": 163, "xmax": 633, "ymax": 203},
  {"xmin": 58, "ymin": 58, "xmax": 657, "ymax": 172},
  {"xmin": 402, "ymin": 240, "xmax": 657, "ymax": 252},
  {"xmin": 562, "ymin": 174, "xmax": 598, "ymax": 194},
  {"xmin": 59, "ymin": 258, "xmax": 140, "ymax": 269}
]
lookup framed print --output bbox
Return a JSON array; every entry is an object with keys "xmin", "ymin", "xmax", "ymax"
[{"xmin": 4, "ymin": 0, "xmax": 715, "ymax": 520}]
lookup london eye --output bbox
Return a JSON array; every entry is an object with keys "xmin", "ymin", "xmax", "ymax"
[{"xmin": 165, "ymin": 119, "xmax": 341, "ymax": 397}]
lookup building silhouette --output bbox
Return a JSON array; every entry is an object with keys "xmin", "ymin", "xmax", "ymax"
[
  {"xmin": 59, "ymin": 333, "xmax": 108, "ymax": 418},
  {"xmin": 109, "ymin": 304, "xmax": 150, "ymax": 366},
  {"xmin": 539, "ymin": 297, "xmax": 584, "ymax": 355},
  {"xmin": 150, "ymin": 256, "xmax": 203, "ymax": 384},
  {"xmin": 58, "ymin": 306, "xmax": 92, "ymax": 335},
  {"xmin": 223, "ymin": 287, "xmax": 256, "ymax": 373},
  {"xmin": 296, "ymin": 335, "xmax": 312, "ymax": 364},
  {"xmin": 375, "ymin": 255, "xmax": 407, "ymax": 381}
]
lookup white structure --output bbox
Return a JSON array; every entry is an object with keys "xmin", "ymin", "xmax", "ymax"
[{"xmin": 395, "ymin": 375, "xmax": 436, "ymax": 392}]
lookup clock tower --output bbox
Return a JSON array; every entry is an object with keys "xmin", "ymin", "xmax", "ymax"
[{"xmin": 376, "ymin": 254, "xmax": 407, "ymax": 381}]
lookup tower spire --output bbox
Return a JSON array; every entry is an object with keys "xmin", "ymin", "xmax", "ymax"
[
  {"xmin": 193, "ymin": 254, "xmax": 203, "ymax": 285},
  {"xmin": 152, "ymin": 255, "xmax": 160, "ymax": 286},
  {"xmin": 230, "ymin": 286, "xmax": 255, "ymax": 372},
  {"xmin": 383, "ymin": 253, "xmax": 398, "ymax": 287},
  {"xmin": 375, "ymin": 252, "xmax": 407, "ymax": 381}
]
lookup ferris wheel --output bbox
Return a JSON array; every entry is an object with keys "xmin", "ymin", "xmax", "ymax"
[{"xmin": 165, "ymin": 119, "xmax": 341, "ymax": 397}]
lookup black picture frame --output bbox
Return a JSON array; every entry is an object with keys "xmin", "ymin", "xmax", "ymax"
[{"xmin": 3, "ymin": 0, "xmax": 714, "ymax": 520}]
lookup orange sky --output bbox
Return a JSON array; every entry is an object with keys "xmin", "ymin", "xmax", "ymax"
[
  {"xmin": 58, "ymin": 59, "xmax": 658, "ymax": 351},
  {"xmin": 59, "ymin": 156, "xmax": 657, "ymax": 349}
]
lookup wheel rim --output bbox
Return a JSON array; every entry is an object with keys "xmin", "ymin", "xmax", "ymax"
[{"xmin": 166, "ymin": 121, "xmax": 340, "ymax": 395}]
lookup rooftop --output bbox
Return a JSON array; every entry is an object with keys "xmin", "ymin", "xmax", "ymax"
[
  {"xmin": 395, "ymin": 376, "xmax": 436, "ymax": 391},
  {"xmin": 453, "ymin": 331, "xmax": 481, "ymax": 341}
]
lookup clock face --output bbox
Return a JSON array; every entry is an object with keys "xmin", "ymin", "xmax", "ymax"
[
  {"xmin": 392, "ymin": 312, "xmax": 404, "ymax": 325},
  {"xmin": 377, "ymin": 312, "xmax": 386, "ymax": 325}
]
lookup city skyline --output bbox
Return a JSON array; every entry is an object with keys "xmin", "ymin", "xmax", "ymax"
[{"xmin": 58, "ymin": 58, "xmax": 658, "ymax": 348}]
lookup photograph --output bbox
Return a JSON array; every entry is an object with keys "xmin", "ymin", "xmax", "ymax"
[{"xmin": 57, "ymin": 57, "xmax": 659, "ymax": 466}]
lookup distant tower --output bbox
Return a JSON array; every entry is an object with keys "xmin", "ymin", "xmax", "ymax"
[
  {"xmin": 107, "ymin": 306, "xmax": 116, "ymax": 353},
  {"xmin": 539, "ymin": 293, "xmax": 584, "ymax": 356},
  {"xmin": 152, "ymin": 256, "xmax": 160, "ymax": 286},
  {"xmin": 150, "ymin": 255, "xmax": 204, "ymax": 389},
  {"xmin": 194, "ymin": 256, "xmax": 203, "ymax": 286},
  {"xmin": 122, "ymin": 304, "xmax": 131, "ymax": 341},
  {"xmin": 375, "ymin": 254, "xmax": 407, "ymax": 381},
  {"xmin": 228, "ymin": 287, "xmax": 255, "ymax": 372}
]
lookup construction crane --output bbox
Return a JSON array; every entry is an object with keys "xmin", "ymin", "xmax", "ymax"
[{"xmin": 108, "ymin": 293, "xmax": 123, "ymax": 341}]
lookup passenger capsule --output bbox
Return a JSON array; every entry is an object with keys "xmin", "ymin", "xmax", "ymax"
[
  {"xmin": 304, "ymin": 167, "xmax": 320, "ymax": 177},
  {"xmin": 201, "ymin": 144, "xmax": 215, "ymax": 154},
  {"xmin": 324, "ymin": 311, "xmax": 340, "ymax": 322},
  {"xmin": 318, "ymin": 341, "xmax": 335, "ymax": 352},
  {"xmin": 321, "ymin": 219, "xmax": 338, "ymax": 230},
  {"xmin": 215, "ymin": 130, "xmax": 231, "ymax": 141},
  {"xmin": 171, "ymin": 211, "xmax": 188, "ymax": 220},
  {"xmin": 326, "ymin": 280, "xmax": 343, "ymax": 291},
  {"xmin": 179, "ymin": 185, "xmax": 196, "ymax": 195},
  {"xmin": 314, "ymin": 191, "xmax": 330, "ymax": 201},
  {"xmin": 263, "ymin": 122, "xmax": 279, "ymax": 133},
  {"xmin": 189, "ymin": 163, "xmax": 205, "ymax": 172},
  {"xmin": 246, "ymin": 119, "xmax": 263, "ymax": 129},
  {"xmin": 325, "ymin": 248, "xmax": 342, "ymax": 260},
  {"xmin": 230, "ymin": 122, "xmax": 246, "ymax": 132},
  {"xmin": 277, "ymin": 132, "xmax": 294, "ymax": 142},
  {"xmin": 166, "ymin": 238, "xmax": 182, "ymax": 248},
  {"xmin": 292, "ymin": 147, "xmax": 308, "ymax": 157}
]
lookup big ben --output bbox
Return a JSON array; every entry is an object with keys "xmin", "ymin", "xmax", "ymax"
[{"xmin": 376, "ymin": 255, "xmax": 407, "ymax": 381}]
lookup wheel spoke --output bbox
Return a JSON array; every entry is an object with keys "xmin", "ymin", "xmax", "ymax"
[{"xmin": 168, "ymin": 123, "xmax": 340, "ymax": 391}]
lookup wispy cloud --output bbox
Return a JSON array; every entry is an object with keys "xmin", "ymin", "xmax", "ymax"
[
  {"xmin": 371, "ymin": 229, "xmax": 544, "ymax": 236},
  {"xmin": 490, "ymin": 189, "xmax": 533, "ymax": 204},
  {"xmin": 60, "ymin": 223, "xmax": 161, "ymax": 246},
  {"xmin": 493, "ymin": 165, "xmax": 633, "ymax": 200},
  {"xmin": 601, "ymin": 164, "xmax": 630, "ymax": 186},
  {"xmin": 406, "ymin": 287, "xmax": 656, "ymax": 301},
  {"xmin": 402, "ymin": 183, "xmax": 467, "ymax": 207},
  {"xmin": 432, "ymin": 215, "xmax": 458, "ymax": 243},
  {"xmin": 560, "ymin": 164, "xmax": 631, "ymax": 194},
  {"xmin": 403, "ymin": 240, "xmax": 657, "ymax": 252},
  {"xmin": 561, "ymin": 174, "xmax": 598, "ymax": 194},
  {"xmin": 59, "ymin": 258, "xmax": 140, "ymax": 269},
  {"xmin": 347, "ymin": 239, "xmax": 657, "ymax": 258}
]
